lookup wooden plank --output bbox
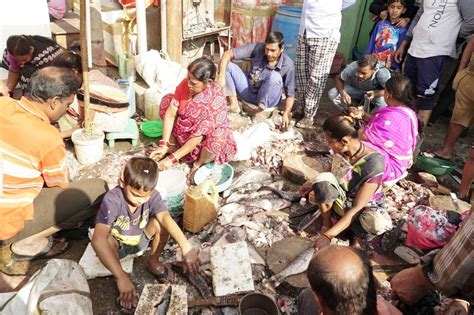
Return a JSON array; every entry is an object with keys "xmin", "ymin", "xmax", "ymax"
[{"xmin": 166, "ymin": 0, "xmax": 182, "ymax": 63}]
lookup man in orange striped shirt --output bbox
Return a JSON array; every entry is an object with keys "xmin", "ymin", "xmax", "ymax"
[{"xmin": 0, "ymin": 67, "xmax": 108, "ymax": 291}]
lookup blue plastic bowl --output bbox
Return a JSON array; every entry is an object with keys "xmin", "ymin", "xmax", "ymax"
[{"xmin": 194, "ymin": 162, "xmax": 234, "ymax": 193}]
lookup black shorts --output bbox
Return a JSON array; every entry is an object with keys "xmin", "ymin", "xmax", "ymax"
[{"xmin": 117, "ymin": 233, "xmax": 151, "ymax": 259}]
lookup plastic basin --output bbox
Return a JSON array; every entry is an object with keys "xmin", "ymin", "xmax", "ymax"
[
  {"xmin": 416, "ymin": 155, "xmax": 457, "ymax": 176},
  {"xmin": 194, "ymin": 162, "xmax": 234, "ymax": 193},
  {"xmin": 140, "ymin": 120, "xmax": 163, "ymax": 138}
]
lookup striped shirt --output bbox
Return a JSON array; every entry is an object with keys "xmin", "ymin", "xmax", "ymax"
[
  {"xmin": 0, "ymin": 96, "xmax": 69, "ymax": 240},
  {"xmin": 430, "ymin": 210, "xmax": 474, "ymax": 299}
]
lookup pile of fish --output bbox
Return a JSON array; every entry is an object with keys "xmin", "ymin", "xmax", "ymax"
[
  {"xmin": 251, "ymin": 139, "xmax": 304, "ymax": 174},
  {"xmin": 384, "ymin": 179, "xmax": 433, "ymax": 222},
  {"xmin": 218, "ymin": 169, "xmax": 300, "ymax": 248}
]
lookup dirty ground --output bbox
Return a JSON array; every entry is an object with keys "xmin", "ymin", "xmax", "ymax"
[{"xmin": 12, "ymin": 76, "xmax": 473, "ymax": 314}]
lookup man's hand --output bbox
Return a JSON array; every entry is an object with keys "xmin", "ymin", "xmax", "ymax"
[
  {"xmin": 394, "ymin": 45, "xmax": 406, "ymax": 64},
  {"xmin": 391, "ymin": 265, "xmax": 436, "ymax": 305},
  {"xmin": 182, "ymin": 248, "xmax": 200, "ymax": 275},
  {"xmin": 116, "ymin": 274, "xmax": 137, "ymax": 310},
  {"xmin": 340, "ymin": 90, "xmax": 352, "ymax": 106},
  {"xmin": 444, "ymin": 299, "xmax": 470, "ymax": 315},
  {"xmin": 281, "ymin": 111, "xmax": 291, "ymax": 130},
  {"xmin": 348, "ymin": 106, "xmax": 364, "ymax": 119},
  {"xmin": 365, "ymin": 90, "xmax": 375, "ymax": 100},
  {"xmin": 380, "ymin": 10, "xmax": 388, "ymax": 20}
]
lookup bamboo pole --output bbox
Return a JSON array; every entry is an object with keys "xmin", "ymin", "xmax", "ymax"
[
  {"xmin": 166, "ymin": 0, "xmax": 182, "ymax": 63},
  {"xmin": 80, "ymin": 0, "xmax": 91, "ymax": 132}
]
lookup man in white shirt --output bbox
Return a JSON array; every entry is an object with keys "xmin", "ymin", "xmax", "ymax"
[
  {"xmin": 295, "ymin": 0, "xmax": 356, "ymax": 129},
  {"xmin": 395, "ymin": 0, "xmax": 462, "ymax": 126}
]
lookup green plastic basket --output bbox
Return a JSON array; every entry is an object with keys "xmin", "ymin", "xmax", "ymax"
[
  {"xmin": 140, "ymin": 120, "xmax": 163, "ymax": 138},
  {"xmin": 416, "ymin": 155, "xmax": 457, "ymax": 176}
]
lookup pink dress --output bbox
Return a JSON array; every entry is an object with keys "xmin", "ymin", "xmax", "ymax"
[
  {"xmin": 364, "ymin": 106, "xmax": 419, "ymax": 184},
  {"xmin": 159, "ymin": 79, "xmax": 237, "ymax": 164}
]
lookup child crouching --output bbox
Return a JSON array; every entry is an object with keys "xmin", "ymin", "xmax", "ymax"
[{"xmin": 91, "ymin": 157, "xmax": 199, "ymax": 311}]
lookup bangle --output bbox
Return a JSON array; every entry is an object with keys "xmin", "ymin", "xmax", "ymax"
[
  {"xmin": 167, "ymin": 153, "xmax": 178, "ymax": 164},
  {"xmin": 159, "ymin": 140, "xmax": 170, "ymax": 148}
]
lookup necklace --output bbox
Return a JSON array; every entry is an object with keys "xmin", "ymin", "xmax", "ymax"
[{"xmin": 348, "ymin": 142, "xmax": 364, "ymax": 160}]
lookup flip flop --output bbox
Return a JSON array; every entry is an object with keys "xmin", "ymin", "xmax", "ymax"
[
  {"xmin": 11, "ymin": 236, "xmax": 70, "ymax": 262},
  {"xmin": 146, "ymin": 263, "xmax": 174, "ymax": 284},
  {"xmin": 422, "ymin": 151, "xmax": 451, "ymax": 162}
]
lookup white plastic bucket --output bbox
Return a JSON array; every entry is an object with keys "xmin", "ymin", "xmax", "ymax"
[
  {"xmin": 71, "ymin": 129, "xmax": 105, "ymax": 165},
  {"xmin": 155, "ymin": 169, "xmax": 187, "ymax": 216}
]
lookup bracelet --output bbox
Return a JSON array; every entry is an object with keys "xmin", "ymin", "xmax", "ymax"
[
  {"xmin": 167, "ymin": 153, "xmax": 178, "ymax": 164},
  {"xmin": 159, "ymin": 140, "xmax": 170, "ymax": 148}
]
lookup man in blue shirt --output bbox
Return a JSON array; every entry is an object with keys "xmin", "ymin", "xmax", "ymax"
[{"xmin": 217, "ymin": 32, "xmax": 296, "ymax": 129}]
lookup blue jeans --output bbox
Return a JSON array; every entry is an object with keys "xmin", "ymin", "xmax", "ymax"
[
  {"xmin": 225, "ymin": 62, "xmax": 282, "ymax": 109},
  {"xmin": 328, "ymin": 85, "xmax": 387, "ymax": 113}
]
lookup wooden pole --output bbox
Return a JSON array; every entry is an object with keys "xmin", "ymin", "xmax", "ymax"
[
  {"xmin": 166, "ymin": 0, "xmax": 182, "ymax": 63},
  {"xmin": 80, "ymin": 0, "xmax": 91, "ymax": 132}
]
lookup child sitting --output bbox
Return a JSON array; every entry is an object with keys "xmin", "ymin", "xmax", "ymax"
[
  {"xmin": 365, "ymin": 0, "xmax": 408, "ymax": 70},
  {"xmin": 91, "ymin": 157, "xmax": 199, "ymax": 312}
]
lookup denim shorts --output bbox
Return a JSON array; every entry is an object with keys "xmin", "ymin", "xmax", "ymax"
[{"xmin": 117, "ymin": 233, "xmax": 151, "ymax": 259}]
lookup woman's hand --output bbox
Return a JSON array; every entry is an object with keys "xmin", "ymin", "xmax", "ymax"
[
  {"xmin": 150, "ymin": 146, "xmax": 169, "ymax": 161},
  {"xmin": 299, "ymin": 181, "xmax": 313, "ymax": 197},
  {"xmin": 314, "ymin": 233, "xmax": 331, "ymax": 251},
  {"xmin": 395, "ymin": 17, "xmax": 410, "ymax": 28},
  {"xmin": 158, "ymin": 156, "xmax": 174, "ymax": 170},
  {"xmin": 444, "ymin": 299, "xmax": 470, "ymax": 315},
  {"xmin": 379, "ymin": 10, "xmax": 388, "ymax": 20}
]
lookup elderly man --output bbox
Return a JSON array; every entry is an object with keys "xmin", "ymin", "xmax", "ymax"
[
  {"xmin": 298, "ymin": 246, "xmax": 402, "ymax": 315},
  {"xmin": 0, "ymin": 67, "xmax": 108, "ymax": 277},
  {"xmin": 217, "ymin": 32, "xmax": 296, "ymax": 129}
]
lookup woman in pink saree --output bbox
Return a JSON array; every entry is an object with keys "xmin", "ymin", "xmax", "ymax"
[
  {"xmin": 150, "ymin": 57, "xmax": 237, "ymax": 170},
  {"xmin": 351, "ymin": 75, "xmax": 419, "ymax": 186}
]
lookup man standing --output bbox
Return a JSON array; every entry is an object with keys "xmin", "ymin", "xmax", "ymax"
[
  {"xmin": 0, "ymin": 67, "xmax": 108, "ymax": 266},
  {"xmin": 296, "ymin": 0, "xmax": 356, "ymax": 129},
  {"xmin": 217, "ymin": 32, "xmax": 296, "ymax": 129},
  {"xmin": 394, "ymin": 0, "xmax": 462, "ymax": 126}
]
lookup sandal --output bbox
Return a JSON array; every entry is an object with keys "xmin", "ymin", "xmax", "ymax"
[
  {"xmin": 296, "ymin": 116, "xmax": 316, "ymax": 129},
  {"xmin": 11, "ymin": 236, "xmax": 70, "ymax": 262},
  {"xmin": 146, "ymin": 263, "xmax": 174, "ymax": 284}
]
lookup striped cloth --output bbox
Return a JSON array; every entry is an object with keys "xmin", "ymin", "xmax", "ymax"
[
  {"xmin": 430, "ymin": 210, "xmax": 474, "ymax": 299},
  {"xmin": 0, "ymin": 96, "xmax": 68, "ymax": 240}
]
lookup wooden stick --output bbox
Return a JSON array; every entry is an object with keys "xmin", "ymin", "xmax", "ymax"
[{"xmin": 80, "ymin": 0, "xmax": 91, "ymax": 132}]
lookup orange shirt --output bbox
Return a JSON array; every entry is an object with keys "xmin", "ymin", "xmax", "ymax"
[{"xmin": 0, "ymin": 96, "xmax": 69, "ymax": 240}]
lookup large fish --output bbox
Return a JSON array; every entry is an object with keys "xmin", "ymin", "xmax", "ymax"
[
  {"xmin": 263, "ymin": 247, "xmax": 315, "ymax": 290},
  {"xmin": 226, "ymin": 190, "xmax": 274, "ymax": 204},
  {"xmin": 241, "ymin": 198, "xmax": 291, "ymax": 211},
  {"xmin": 259, "ymin": 185, "xmax": 300, "ymax": 202},
  {"xmin": 231, "ymin": 169, "xmax": 273, "ymax": 191}
]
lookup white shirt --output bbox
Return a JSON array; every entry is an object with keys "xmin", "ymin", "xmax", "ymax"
[
  {"xmin": 408, "ymin": 0, "xmax": 462, "ymax": 58},
  {"xmin": 298, "ymin": 0, "xmax": 356, "ymax": 43}
]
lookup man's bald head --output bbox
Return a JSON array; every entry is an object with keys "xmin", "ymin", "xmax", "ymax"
[
  {"xmin": 25, "ymin": 66, "xmax": 81, "ymax": 103},
  {"xmin": 307, "ymin": 246, "xmax": 376, "ymax": 315}
]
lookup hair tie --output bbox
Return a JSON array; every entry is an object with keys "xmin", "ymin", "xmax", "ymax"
[
  {"xmin": 344, "ymin": 115, "xmax": 354, "ymax": 124},
  {"xmin": 144, "ymin": 169, "xmax": 149, "ymax": 174}
]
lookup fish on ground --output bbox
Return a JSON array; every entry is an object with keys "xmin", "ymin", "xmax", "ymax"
[{"xmin": 263, "ymin": 247, "xmax": 315, "ymax": 290}]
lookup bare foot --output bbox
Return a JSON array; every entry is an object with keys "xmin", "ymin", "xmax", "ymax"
[
  {"xmin": 0, "ymin": 272, "xmax": 28, "ymax": 293},
  {"xmin": 145, "ymin": 259, "xmax": 174, "ymax": 283}
]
